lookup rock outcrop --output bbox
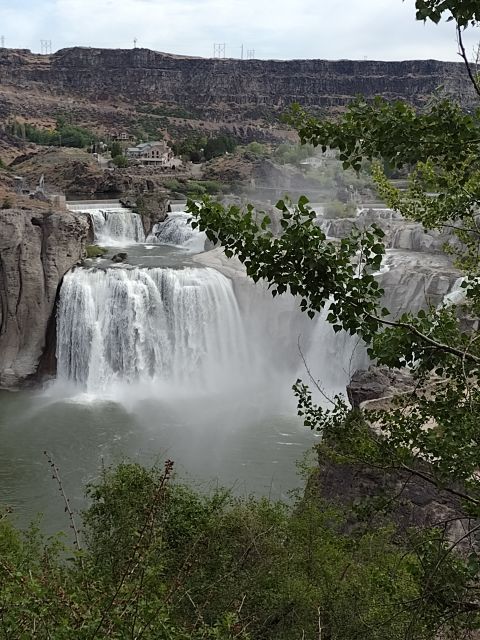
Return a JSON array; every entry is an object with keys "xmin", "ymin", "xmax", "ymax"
[
  {"xmin": 0, "ymin": 208, "xmax": 89, "ymax": 388},
  {"xmin": 346, "ymin": 366, "xmax": 414, "ymax": 409}
]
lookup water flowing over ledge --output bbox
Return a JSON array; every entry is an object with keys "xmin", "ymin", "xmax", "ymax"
[
  {"xmin": 56, "ymin": 265, "xmax": 249, "ymax": 395},
  {"xmin": 68, "ymin": 202, "xmax": 145, "ymax": 245},
  {"xmin": 147, "ymin": 212, "xmax": 206, "ymax": 253}
]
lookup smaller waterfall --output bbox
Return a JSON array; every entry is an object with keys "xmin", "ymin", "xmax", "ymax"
[
  {"xmin": 442, "ymin": 277, "xmax": 466, "ymax": 307},
  {"xmin": 67, "ymin": 202, "xmax": 145, "ymax": 245},
  {"xmin": 147, "ymin": 213, "xmax": 206, "ymax": 252}
]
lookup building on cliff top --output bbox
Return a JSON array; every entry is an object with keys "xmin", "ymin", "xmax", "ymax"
[{"xmin": 126, "ymin": 141, "xmax": 174, "ymax": 166}]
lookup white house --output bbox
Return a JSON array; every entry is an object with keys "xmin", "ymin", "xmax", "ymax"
[{"xmin": 126, "ymin": 141, "xmax": 174, "ymax": 166}]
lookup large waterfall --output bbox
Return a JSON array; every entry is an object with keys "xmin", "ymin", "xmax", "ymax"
[
  {"xmin": 67, "ymin": 202, "xmax": 145, "ymax": 245},
  {"xmin": 56, "ymin": 266, "xmax": 248, "ymax": 395},
  {"xmin": 147, "ymin": 212, "xmax": 206, "ymax": 253}
]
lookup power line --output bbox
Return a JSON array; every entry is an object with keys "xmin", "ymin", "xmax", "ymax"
[
  {"xmin": 213, "ymin": 43, "xmax": 226, "ymax": 58},
  {"xmin": 40, "ymin": 39, "xmax": 52, "ymax": 55}
]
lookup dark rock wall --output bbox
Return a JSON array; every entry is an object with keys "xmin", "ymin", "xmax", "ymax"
[{"xmin": 0, "ymin": 48, "xmax": 476, "ymax": 121}]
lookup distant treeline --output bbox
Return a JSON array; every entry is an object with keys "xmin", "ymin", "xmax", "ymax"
[{"xmin": 6, "ymin": 117, "xmax": 97, "ymax": 149}]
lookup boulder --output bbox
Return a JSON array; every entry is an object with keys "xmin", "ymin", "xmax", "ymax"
[{"xmin": 347, "ymin": 366, "xmax": 414, "ymax": 408}]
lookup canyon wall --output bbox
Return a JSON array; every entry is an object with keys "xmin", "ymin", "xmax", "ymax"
[{"xmin": 0, "ymin": 48, "xmax": 476, "ymax": 125}]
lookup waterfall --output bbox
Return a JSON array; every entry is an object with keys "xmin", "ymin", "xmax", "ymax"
[
  {"xmin": 56, "ymin": 266, "xmax": 247, "ymax": 394},
  {"xmin": 147, "ymin": 213, "xmax": 206, "ymax": 252},
  {"xmin": 67, "ymin": 202, "xmax": 145, "ymax": 245},
  {"xmin": 304, "ymin": 307, "xmax": 368, "ymax": 399}
]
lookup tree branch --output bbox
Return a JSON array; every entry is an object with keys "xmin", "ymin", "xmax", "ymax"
[{"xmin": 457, "ymin": 25, "xmax": 480, "ymax": 99}]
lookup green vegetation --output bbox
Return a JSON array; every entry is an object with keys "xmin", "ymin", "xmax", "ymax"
[
  {"xmin": 243, "ymin": 141, "xmax": 270, "ymax": 157},
  {"xmin": 203, "ymin": 135, "xmax": 237, "ymax": 160},
  {"xmin": 109, "ymin": 141, "xmax": 123, "ymax": 158},
  {"xmin": 273, "ymin": 142, "xmax": 315, "ymax": 165},
  {"xmin": 0, "ymin": 460, "xmax": 450, "ymax": 639},
  {"xmin": 111, "ymin": 154, "xmax": 128, "ymax": 168},
  {"xmin": 162, "ymin": 178, "xmax": 224, "ymax": 198},
  {"xmin": 187, "ymin": 2, "xmax": 480, "ymax": 634},
  {"xmin": 85, "ymin": 244, "xmax": 107, "ymax": 258},
  {"xmin": 323, "ymin": 200, "xmax": 357, "ymax": 219},
  {"xmin": 173, "ymin": 134, "xmax": 237, "ymax": 162},
  {"xmin": 1, "ymin": 196, "xmax": 13, "ymax": 209},
  {"xmin": 6, "ymin": 116, "xmax": 97, "ymax": 148}
]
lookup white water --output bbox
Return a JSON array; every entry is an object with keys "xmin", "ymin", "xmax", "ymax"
[
  {"xmin": 67, "ymin": 202, "xmax": 145, "ymax": 245},
  {"xmin": 147, "ymin": 212, "xmax": 206, "ymax": 253},
  {"xmin": 56, "ymin": 266, "xmax": 249, "ymax": 396}
]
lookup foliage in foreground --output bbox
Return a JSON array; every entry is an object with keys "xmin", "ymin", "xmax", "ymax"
[
  {"xmin": 186, "ymin": 0, "xmax": 480, "ymax": 634},
  {"xmin": 0, "ymin": 460, "xmax": 461, "ymax": 640}
]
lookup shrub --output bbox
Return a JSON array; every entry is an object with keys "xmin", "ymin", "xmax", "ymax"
[
  {"xmin": 323, "ymin": 200, "xmax": 357, "ymax": 219},
  {"xmin": 85, "ymin": 244, "xmax": 107, "ymax": 258},
  {"xmin": 1, "ymin": 196, "xmax": 13, "ymax": 209}
]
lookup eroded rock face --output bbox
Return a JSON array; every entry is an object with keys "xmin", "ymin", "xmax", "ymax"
[
  {"xmin": 0, "ymin": 48, "xmax": 477, "ymax": 121},
  {"xmin": 0, "ymin": 208, "xmax": 89, "ymax": 388}
]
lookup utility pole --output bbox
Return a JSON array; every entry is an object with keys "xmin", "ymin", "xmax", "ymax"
[
  {"xmin": 247, "ymin": 49, "xmax": 255, "ymax": 59},
  {"xmin": 134, "ymin": 37, "xmax": 138, "ymax": 48},
  {"xmin": 0, "ymin": 36, "xmax": 5, "ymax": 49},
  {"xmin": 213, "ymin": 43, "xmax": 226, "ymax": 58},
  {"xmin": 240, "ymin": 44, "xmax": 244, "ymax": 60},
  {"xmin": 40, "ymin": 40, "xmax": 52, "ymax": 55}
]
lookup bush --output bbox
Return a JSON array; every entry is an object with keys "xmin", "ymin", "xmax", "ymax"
[
  {"xmin": 6, "ymin": 117, "xmax": 97, "ymax": 148},
  {"xmin": 0, "ymin": 461, "xmax": 434, "ymax": 639},
  {"xmin": 112, "ymin": 154, "xmax": 128, "ymax": 168},
  {"xmin": 85, "ymin": 244, "xmax": 107, "ymax": 258},
  {"xmin": 323, "ymin": 200, "xmax": 357, "ymax": 219},
  {"xmin": 1, "ymin": 196, "xmax": 13, "ymax": 209},
  {"xmin": 204, "ymin": 135, "xmax": 237, "ymax": 160}
]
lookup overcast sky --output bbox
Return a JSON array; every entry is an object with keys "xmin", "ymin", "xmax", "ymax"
[{"xmin": 0, "ymin": 0, "xmax": 478, "ymax": 61}]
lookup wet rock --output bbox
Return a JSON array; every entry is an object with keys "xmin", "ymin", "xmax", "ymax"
[{"xmin": 111, "ymin": 252, "xmax": 128, "ymax": 263}]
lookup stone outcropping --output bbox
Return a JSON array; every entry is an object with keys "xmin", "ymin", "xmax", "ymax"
[
  {"xmin": 346, "ymin": 366, "xmax": 414, "ymax": 409},
  {"xmin": 0, "ymin": 208, "xmax": 89, "ymax": 388}
]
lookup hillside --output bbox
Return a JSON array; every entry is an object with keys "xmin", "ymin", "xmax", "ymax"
[{"xmin": 0, "ymin": 47, "xmax": 477, "ymax": 148}]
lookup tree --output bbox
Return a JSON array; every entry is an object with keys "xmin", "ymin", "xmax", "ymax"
[
  {"xmin": 110, "ymin": 141, "xmax": 123, "ymax": 158},
  {"xmin": 187, "ymin": 2, "xmax": 480, "ymax": 635}
]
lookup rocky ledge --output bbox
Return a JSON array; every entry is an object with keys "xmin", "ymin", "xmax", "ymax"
[{"xmin": 0, "ymin": 208, "xmax": 89, "ymax": 388}]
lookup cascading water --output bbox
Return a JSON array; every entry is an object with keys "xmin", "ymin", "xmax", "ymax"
[
  {"xmin": 56, "ymin": 266, "xmax": 248, "ymax": 395},
  {"xmin": 68, "ymin": 202, "xmax": 145, "ymax": 245},
  {"xmin": 147, "ymin": 212, "xmax": 206, "ymax": 252}
]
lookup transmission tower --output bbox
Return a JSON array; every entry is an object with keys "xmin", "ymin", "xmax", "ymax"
[
  {"xmin": 40, "ymin": 40, "xmax": 52, "ymax": 55},
  {"xmin": 0, "ymin": 36, "xmax": 5, "ymax": 49},
  {"xmin": 247, "ymin": 49, "xmax": 255, "ymax": 59},
  {"xmin": 133, "ymin": 37, "xmax": 138, "ymax": 48},
  {"xmin": 213, "ymin": 43, "xmax": 226, "ymax": 58}
]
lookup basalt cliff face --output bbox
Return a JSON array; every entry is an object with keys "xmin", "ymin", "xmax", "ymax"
[
  {"xmin": 0, "ymin": 48, "xmax": 476, "ymax": 133},
  {"xmin": 0, "ymin": 209, "xmax": 89, "ymax": 388}
]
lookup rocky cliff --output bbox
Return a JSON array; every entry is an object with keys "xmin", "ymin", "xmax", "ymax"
[
  {"xmin": 0, "ymin": 48, "xmax": 476, "ymax": 135},
  {"xmin": 0, "ymin": 208, "xmax": 89, "ymax": 388}
]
